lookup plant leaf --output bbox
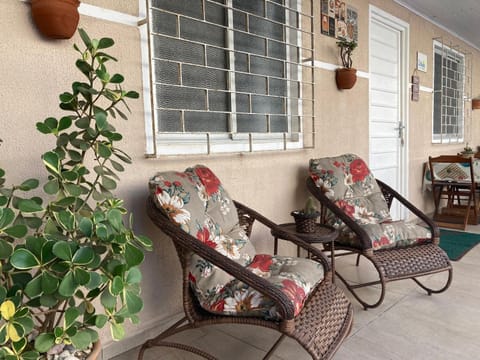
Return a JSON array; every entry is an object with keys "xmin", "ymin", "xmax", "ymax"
[
  {"xmin": 72, "ymin": 247, "xmax": 95, "ymax": 265},
  {"xmin": 34, "ymin": 333, "xmax": 55, "ymax": 353},
  {"xmin": 126, "ymin": 267, "xmax": 142, "ymax": 284},
  {"xmin": 25, "ymin": 276, "xmax": 43, "ymax": 298},
  {"xmin": 55, "ymin": 210, "xmax": 76, "ymax": 231},
  {"xmin": 79, "ymin": 217, "xmax": 93, "ymax": 237},
  {"xmin": 125, "ymin": 290, "xmax": 143, "ymax": 315},
  {"xmin": 74, "ymin": 268, "xmax": 90, "ymax": 286},
  {"xmin": 0, "ymin": 240, "xmax": 13, "ymax": 260},
  {"xmin": 124, "ymin": 243, "xmax": 144, "ymax": 267},
  {"xmin": 0, "ymin": 301, "xmax": 15, "ymax": 321},
  {"xmin": 18, "ymin": 179, "xmax": 39, "ymax": 191},
  {"xmin": 70, "ymin": 330, "xmax": 92, "ymax": 350},
  {"xmin": 110, "ymin": 322, "xmax": 125, "ymax": 341},
  {"xmin": 52, "ymin": 241, "xmax": 74, "ymax": 261},
  {"xmin": 97, "ymin": 143, "xmax": 112, "ymax": 158},
  {"xmin": 41, "ymin": 272, "xmax": 59, "ymax": 295},
  {"xmin": 3, "ymin": 224, "xmax": 28, "ymax": 238},
  {"xmin": 58, "ymin": 116, "xmax": 72, "ymax": 132},
  {"xmin": 107, "ymin": 209, "xmax": 123, "ymax": 232},
  {"xmin": 64, "ymin": 307, "xmax": 79, "ymax": 329},
  {"xmin": 97, "ymin": 37, "xmax": 115, "ymax": 49},
  {"xmin": 10, "ymin": 249, "xmax": 40, "ymax": 270},
  {"xmin": 18, "ymin": 199, "xmax": 43, "ymax": 213},
  {"xmin": 110, "ymin": 276, "xmax": 123, "ymax": 296},
  {"xmin": 100, "ymin": 288, "xmax": 116, "ymax": 309},
  {"xmin": 42, "ymin": 152, "xmax": 61, "ymax": 175},
  {"xmin": 110, "ymin": 74, "xmax": 124, "ymax": 83},
  {"xmin": 0, "ymin": 208, "xmax": 14, "ymax": 229},
  {"xmin": 43, "ymin": 179, "xmax": 59, "ymax": 195},
  {"xmin": 59, "ymin": 271, "xmax": 77, "ymax": 297}
]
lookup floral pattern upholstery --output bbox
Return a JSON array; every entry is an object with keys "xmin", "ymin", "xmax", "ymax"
[
  {"xmin": 310, "ymin": 154, "xmax": 432, "ymax": 250},
  {"xmin": 149, "ymin": 165, "xmax": 323, "ymax": 319}
]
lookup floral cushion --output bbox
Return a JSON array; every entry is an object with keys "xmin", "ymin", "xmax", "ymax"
[
  {"xmin": 310, "ymin": 154, "xmax": 431, "ymax": 250},
  {"xmin": 149, "ymin": 165, "xmax": 323, "ymax": 319},
  {"xmin": 337, "ymin": 220, "xmax": 432, "ymax": 250},
  {"xmin": 204, "ymin": 255, "xmax": 323, "ymax": 319}
]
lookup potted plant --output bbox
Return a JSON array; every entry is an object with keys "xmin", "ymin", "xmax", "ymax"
[
  {"xmin": 460, "ymin": 143, "xmax": 475, "ymax": 158},
  {"xmin": 335, "ymin": 37, "xmax": 358, "ymax": 90},
  {"xmin": 0, "ymin": 29, "xmax": 152, "ymax": 359},
  {"xmin": 290, "ymin": 197, "xmax": 320, "ymax": 233},
  {"xmin": 31, "ymin": 0, "xmax": 80, "ymax": 39}
]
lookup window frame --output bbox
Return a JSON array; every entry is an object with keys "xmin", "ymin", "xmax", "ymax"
[
  {"xmin": 143, "ymin": 0, "xmax": 314, "ymax": 156},
  {"xmin": 431, "ymin": 40, "xmax": 466, "ymax": 144}
]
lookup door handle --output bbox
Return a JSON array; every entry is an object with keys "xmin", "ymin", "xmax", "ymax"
[{"xmin": 394, "ymin": 123, "xmax": 405, "ymax": 145}]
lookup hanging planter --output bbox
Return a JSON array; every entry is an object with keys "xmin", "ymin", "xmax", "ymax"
[
  {"xmin": 335, "ymin": 37, "xmax": 358, "ymax": 90},
  {"xmin": 31, "ymin": 0, "xmax": 80, "ymax": 39},
  {"xmin": 336, "ymin": 68, "xmax": 357, "ymax": 90}
]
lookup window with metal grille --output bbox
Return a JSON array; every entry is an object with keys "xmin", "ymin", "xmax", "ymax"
[
  {"xmin": 146, "ymin": 0, "xmax": 314, "ymax": 155},
  {"xmin": 432, "ymin": 41, "xmax": 466, "ymax": 143}
]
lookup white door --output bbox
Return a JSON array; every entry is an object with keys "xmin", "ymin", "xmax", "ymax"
[{"xmin": 369, "ymin": 6, "xmax": 409, "ymax": 220}]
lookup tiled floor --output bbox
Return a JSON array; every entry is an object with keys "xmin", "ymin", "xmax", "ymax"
[{"xmin": 113, "ymin": 226, "xmax": 480, "ymax": 360}]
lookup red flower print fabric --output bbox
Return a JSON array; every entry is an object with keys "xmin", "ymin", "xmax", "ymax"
[
  {"xmin": 195, "ymin": 166, "xmax": 221, "ymax": 196},
  {"xmin": 349, "ymin": 158, "xmax": 369, "ymax": 183}
]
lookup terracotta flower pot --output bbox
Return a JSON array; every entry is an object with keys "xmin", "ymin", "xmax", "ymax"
[
  {"xmin": 87, "ymin": 340, "xmax": 102, "ymax": 360},
  {"xmin": 31, "ymin": 0, "xmax": 80, "ymax": 39},
  {"xmin": 335, "ymin": 67, "xmax": 357, "ymax": 90}
]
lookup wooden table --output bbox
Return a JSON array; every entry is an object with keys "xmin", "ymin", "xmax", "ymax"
[{"xmin": 271, "ymin": 223, "xmax": 338, "ymax": 282}]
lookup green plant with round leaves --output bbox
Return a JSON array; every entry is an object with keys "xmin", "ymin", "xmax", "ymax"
[
  {"xmin": 0, "ymin": 28, "xmax": 152, "ymax": 359},
  {"xmin": 336, "ymin": 37, "xmax": 357, "ymax": 69}
]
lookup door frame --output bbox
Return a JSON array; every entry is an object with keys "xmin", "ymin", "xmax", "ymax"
[{"xmin": 369, "ymin": 5, "xmax": 410, "ymax": 219}]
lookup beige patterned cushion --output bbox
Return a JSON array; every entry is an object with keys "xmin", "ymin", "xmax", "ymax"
[
  {"xmin": 149, "ymin": 165, "xmax": 324, "ymax": 319},
  {"xmin": 310, "ymin": 154, "xmax": 431, "ymax": 250}
]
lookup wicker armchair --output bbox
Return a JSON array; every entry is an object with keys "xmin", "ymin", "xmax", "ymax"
[
  {"xmin": 307, "ymin": 154, "xmax": 452, "ymax": 310},
  {"xmin": 139, "ymin": 165, "xmax": 353, "ymax": 360}
]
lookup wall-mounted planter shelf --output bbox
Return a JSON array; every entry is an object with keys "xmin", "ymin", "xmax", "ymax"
[
  {"xmin": 335, "ymin": 68, "xmax": 357, "ymax": 90},
  {"xmin": 31, "ymin": 0, "xmax": 80, "ymax": 39},
  {"xmin": 472, "ymin": 99, "xmax": 480, "ymax": 110}
]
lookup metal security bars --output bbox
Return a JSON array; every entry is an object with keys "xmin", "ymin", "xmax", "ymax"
[
  {"xmin": 146, "ymin": 0, "xmax": 315, "ymax": 155},
  {"xmin": 432, "ymin": 39, "xmax": 472, "ymax": 144}
]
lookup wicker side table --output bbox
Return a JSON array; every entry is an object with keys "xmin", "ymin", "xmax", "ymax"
[{"xmin": 271, "ymin": 223, "xmax": 339, "ymax": 282}]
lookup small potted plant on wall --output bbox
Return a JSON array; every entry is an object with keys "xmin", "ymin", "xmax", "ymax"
[
  {"xmin": 0, "ymin": 29, "xmax": 152, "ymax": 359},
  {"xmin": 31, "ymin": 0, "xmax": 80, "ymax": 39},
  {"xmin": 335, "ymin": 37, "xmax": 358, "ymax": 90}
]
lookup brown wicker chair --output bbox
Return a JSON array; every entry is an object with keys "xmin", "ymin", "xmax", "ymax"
[
  {"xmin": 139, "ymin": 167, "xmax": 353, "ymax": 360},
  {"xmin": 308, "ymin": 154, "xmax": 452, "ymax": 310}
]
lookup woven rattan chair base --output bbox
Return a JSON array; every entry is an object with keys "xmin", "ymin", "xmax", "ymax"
[
  {"xmin": 138, "ymin": 280, "xmax": 352, "ymax": 360},
  {"xmin": 333, "ymin": 243, "xmax": 453, "ymax": 310}
]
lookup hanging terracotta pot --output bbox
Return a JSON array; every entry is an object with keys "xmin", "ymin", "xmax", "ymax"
[
  {"xmin": 31, "ymin": 0, "xmax": 80, "ymax": 39},
  {"xmin": 335, "ymin": 68, "xmax": 357, "ymax": 90}
]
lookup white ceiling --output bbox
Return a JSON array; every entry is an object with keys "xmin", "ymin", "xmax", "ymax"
[{"xmin": 394, "ymin": 0, "xmax": 480, "ymax": 50}]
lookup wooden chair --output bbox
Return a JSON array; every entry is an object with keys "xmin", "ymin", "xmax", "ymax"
[
  {"xmin": 139, "ymin": 166, "xmax": 353, "ymax": 360},
  {"xmin": 307, "ymin": 154, "xmax": 452, "ymax": 310},
  {"xmin": 428, "ymin": 155, "xmax": 479, "ymax": 230}
]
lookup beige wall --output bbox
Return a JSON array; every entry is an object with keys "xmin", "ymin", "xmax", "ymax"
[{"xmin": 2, "ymin": 0, "xmax": 480, "ymax": 357}]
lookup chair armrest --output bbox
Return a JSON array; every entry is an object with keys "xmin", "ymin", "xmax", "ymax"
[
  {"xmin": 147, "ymin": 196, "xmax": 298, "ymax": 320},
  {"xmin": 306, "ymin": 177, "xmax": 373, "ymax": 250},
  {"xmin": 376, "ymin": 179, "xmax": 440, "ymax": 239},
  {"xmin": 233, "ymin": 200, "xmax": 332, "ymax": 271}
]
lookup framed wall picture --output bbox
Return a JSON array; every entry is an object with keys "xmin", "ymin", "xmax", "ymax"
[
  {"xmin": 417, "ymin": 52, "xmax": 427, "ymax": 72},
  {"xmin": 320, "ymin": 0, "xmax": 358, "ymax": 41}
]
